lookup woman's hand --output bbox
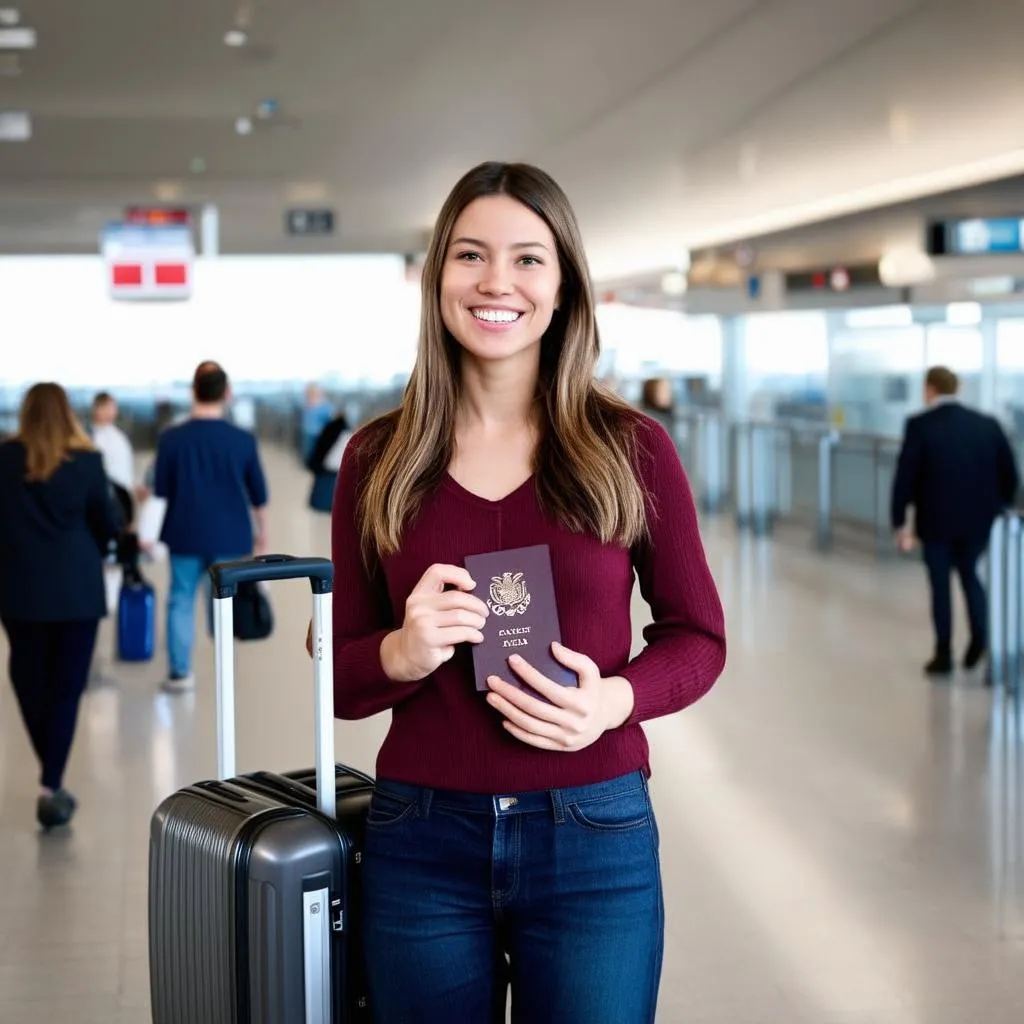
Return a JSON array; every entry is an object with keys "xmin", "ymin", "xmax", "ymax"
[
  {"xmin": 380, "ymin": 564, "xmax": 489, "ymax": 682},
  {"xmin": 485, "ymin": 642, "xmax": 635, "ymax": 752},
  {"xmin": 305, "ymin": 564, "xmax": 487, "ymax": 677}
]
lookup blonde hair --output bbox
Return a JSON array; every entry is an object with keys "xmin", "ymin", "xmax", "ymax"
[
  {"xmin": 17, "ymin": 382, "xmax": 94, "ymax": 482},
  {"xmin": 357, "ymin": 162, "xmax": 647, "ymax": 559}
]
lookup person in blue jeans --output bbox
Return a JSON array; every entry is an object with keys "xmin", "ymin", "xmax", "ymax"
[
  {"xmin": 154, "ymin": 361, "xmax": 269, "ymax": 692},
  {"xmin": 323, "ymin": 163, "xmax": 726, "ymax": 1022}
]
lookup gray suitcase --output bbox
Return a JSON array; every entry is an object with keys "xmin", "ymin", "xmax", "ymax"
[{"xmin": 148, "ymin": 554, "xmax": 373, "ymax": 1023}]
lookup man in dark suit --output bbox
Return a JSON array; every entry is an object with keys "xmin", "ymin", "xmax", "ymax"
[{"xmin": 891, "ymin": 366, "xmax": 1019, "ymax": 676}]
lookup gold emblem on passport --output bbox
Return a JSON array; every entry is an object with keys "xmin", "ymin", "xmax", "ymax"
[{"xmin": 488, "ymin": 571, "xmax": 532, "ymax": 617}]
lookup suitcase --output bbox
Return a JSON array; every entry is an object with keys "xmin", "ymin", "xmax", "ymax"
[
  {"xmin": 117, "ymin": 572, "xmax": 155, "ymax": 661},
  {"xmin": 148, "ymin": 554, "xmax": 374, "ymax": 1023}
]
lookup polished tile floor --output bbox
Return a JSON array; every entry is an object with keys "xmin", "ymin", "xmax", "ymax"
[{"xmin": 1, "ymin": 444, "xmax": 1022, "ymax": 1022}]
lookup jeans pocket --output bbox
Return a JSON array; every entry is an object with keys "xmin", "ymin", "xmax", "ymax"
[
  {"xmin": 568, "ymin": 787, "xmax": 650, "ymax": 833},
  {"xmin": 367, "ymin": 789, "xmax": 418, "ymax": 829}
]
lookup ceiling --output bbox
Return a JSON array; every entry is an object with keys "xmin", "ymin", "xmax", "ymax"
[{"xmin": 2, "ymin": 0, "xmax": 1023, "ymax": 280}]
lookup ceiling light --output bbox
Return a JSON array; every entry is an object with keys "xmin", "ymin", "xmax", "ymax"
[
  {"xmin": 0, "ymin": 25, "xmax": 34, "ymax": 47},
  {"xmin": 0, "ymin": 110, "xmax": 31, "ymax": 141},
  {"xmin": 0, "ymin": 9, "xmax": 20, "ymax": 27},
  {"xmin": 153, "ymin": 181, "xmax": 183, "ymax": 202},
  {"xmin": 660, "ymin": 271, "xmax": 687, "ymax": 296},
  {"xmin": 235, "ymin": 116, "xmax": 252, "ymax": 136},
  {"xmin": 224, "ymin": 29, "xmax": 247, "ymax": 47},
  {"xmin": 878, "ymin": 246, "xmax": 935, "ymax": 288}
]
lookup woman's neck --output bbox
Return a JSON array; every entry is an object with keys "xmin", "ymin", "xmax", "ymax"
[{"xmin": 457, "ymin": 356, "xmax": 539, "ymax": 434}]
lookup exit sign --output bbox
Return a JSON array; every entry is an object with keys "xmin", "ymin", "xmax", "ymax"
[{"xmin": 286, "ymin": 208, "xmax": 335, "ymax": 236}]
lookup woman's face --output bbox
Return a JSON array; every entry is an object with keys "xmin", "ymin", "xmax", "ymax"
[{"xmin": 440, "ymin": 195, "xmax": 562, "ymax": 366}]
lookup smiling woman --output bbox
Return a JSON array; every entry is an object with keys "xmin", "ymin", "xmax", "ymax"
[{"xmin": 324, "ymin": 161, "xmax": 727, "ymax": 1023}]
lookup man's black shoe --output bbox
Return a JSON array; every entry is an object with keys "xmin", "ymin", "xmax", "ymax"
[
  {"xmin": 963, "ymin": 639, "xmax": 987, "ymax": 670},
  {"xmin": 925, "ymin": 653, "xmax": 953, "ymax": 676}
]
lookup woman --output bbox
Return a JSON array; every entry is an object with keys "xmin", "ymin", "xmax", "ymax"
[
  {"xmin": 327, "ymin": 163, "xmax": 726, "ymax": 1021},
  {"xmin": 305, "ymin": 410, "xmax": 350, "ymax": 513},
  {"xmin": 0, "ymin": 383, "xmax": 121, "ymax": 829}
]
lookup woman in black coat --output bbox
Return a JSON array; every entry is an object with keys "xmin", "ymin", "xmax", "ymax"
[{"xmin": 0, "ymin": 383, "xmax": 122, "ymax": 829}]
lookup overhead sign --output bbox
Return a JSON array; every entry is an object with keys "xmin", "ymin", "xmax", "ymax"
[
  {"xmin": 784, "ymin": 263, "xmax": 882, "ymax": 293},
  {"xmin": 123, "ymin": 206, "xmax": 192, "ymax": 227},
  {"xmin": 927, "ymin": 217, "xmax": 1024, "ymax": 256},
  {"xmin": 286, "ymin": 208, "xmax": 335, "ymax": 236},
  {"xmin": 100, "ymin": 222, "xmax": 194, "ymax": 301}
]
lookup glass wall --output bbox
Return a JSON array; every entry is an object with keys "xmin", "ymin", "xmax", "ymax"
[
  {"xmin": 995, "ymin": 318, "xmax": 1024, "ymax": 439},
  {"xmin": 595, "ymin": 303, "xmax": 722, "ymax": 406},
  {"xmin": 828, "ymin": 319, "xmax": 924, "ymax": 437},
  {"xmin": 742, "ymin": 311, "xmax": 829, "ymax": 421}
]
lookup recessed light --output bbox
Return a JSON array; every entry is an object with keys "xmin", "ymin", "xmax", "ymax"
[
  {"xmin": 224, "ymin": 29, "xmax": 247, "ymax": 47},
  {"xmin": 0, "ymin": 25, "xmax": 34, "ymax": 48},
  {"xmin": 153, "ymin": 181, "xmax": 183, "ymax": 202},
  {"xmin": 235, "ymin": 116, "xmax": 252, "ymax": 135},
  {"xmin": 0, "ymin": 110, "xmax": 31, "ymax": 141},
  {"xmin": 0, "ymin": 9, "xmax": 20, "ymax": 27}
]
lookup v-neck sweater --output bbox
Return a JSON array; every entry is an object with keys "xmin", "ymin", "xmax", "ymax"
[{"xmin": 330, "ymin": 412, "xmax": 726, "ymax": 794}]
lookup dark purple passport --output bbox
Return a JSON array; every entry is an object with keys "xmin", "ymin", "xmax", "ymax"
[{"xmin": 464, "ymin": 544, "xmax": 579, "ymax": 695}]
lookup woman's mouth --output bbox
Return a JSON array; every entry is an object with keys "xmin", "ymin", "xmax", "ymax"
[{"xmin": 471, "ymin": 308, "xmax": 523, "ymax": 325}]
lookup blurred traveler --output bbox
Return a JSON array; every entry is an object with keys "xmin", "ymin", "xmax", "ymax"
[
  {"xmin": 0, "ymin": 383, "xmax": 122, "ymax": 829},
  {"xmin": 305, "ymin": 410, "xmax": 351, "ymax": 513},
  {"xmin": 891, "ymin": 365, "xmax": 1019, "ymax": 676},
  {"xmin": 301, "ymin": 383, "xmax": 334, "ymax": 462},
  {"xmin": 153, "ymin": 361, "xmax": 269, "ymax": 693}
]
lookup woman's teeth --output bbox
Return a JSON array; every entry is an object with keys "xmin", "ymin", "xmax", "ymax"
[{"xmin": 472, "ymin": 309, "xmax": 521, "ymax": 323}]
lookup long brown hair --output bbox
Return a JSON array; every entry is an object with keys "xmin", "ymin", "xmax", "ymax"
[
  {"xmin": 358, "ymin": 162, "xmax": 647, "ymax": 559},
  {"xmin": 17, "ymin": 382, "xmax": 94, "ymax": 482}
]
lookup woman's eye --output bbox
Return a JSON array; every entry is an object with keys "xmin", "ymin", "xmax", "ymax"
[{"xmin": 456, "ymin": 251, "xmax": 482, "ymax": 262}]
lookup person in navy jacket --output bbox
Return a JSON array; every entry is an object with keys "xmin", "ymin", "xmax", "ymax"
[
  {"xmin": 891, "ymin": 366, "xmax": 1019, "ymax": 676},
  {"xmin": 0, "ymin": 383, "xmax": 122, "ymax": 829}
]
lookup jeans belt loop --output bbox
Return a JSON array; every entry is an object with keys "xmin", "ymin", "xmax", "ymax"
[
  {"xmin": 550, "ymin": 786, "xmax": 566, "ymax": 825},
  {"xmin": 418, "ymin": 787, "xmax": 433, "ymax": 820}
]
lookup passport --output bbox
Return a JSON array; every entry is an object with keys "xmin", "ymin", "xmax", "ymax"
[{"xmin": 464, "ymin": 543, "xmax": 579, "ymax": 695}]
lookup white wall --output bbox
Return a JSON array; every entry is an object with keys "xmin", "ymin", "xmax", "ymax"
[{"xmin": 0, "ymin": 254, "xmax": 420, "ymax": 392}]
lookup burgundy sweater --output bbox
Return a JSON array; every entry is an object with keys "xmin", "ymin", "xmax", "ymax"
[{"xmin": 331, "ymin": 413, "xmax": 726, "ymax": 794}]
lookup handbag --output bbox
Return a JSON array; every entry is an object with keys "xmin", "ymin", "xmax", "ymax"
[
  {"xmin": 233, "ymin": 580, "xmax": 274, "ymax": 641},
  {"xmin": 322, "ymin": 429, "xmax": 350, "ymax": 473}
]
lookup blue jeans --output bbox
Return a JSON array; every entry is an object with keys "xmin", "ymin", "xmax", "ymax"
[
  {"xmin": 361, "ymin": 770, "xmax": 664, "ymax": 1023},
  {"xmin": 167, "ymin": 553, "xmax": 245, "ymax": 676}
]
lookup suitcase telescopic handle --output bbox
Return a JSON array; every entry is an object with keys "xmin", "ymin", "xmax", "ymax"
[
  {"xmin": 210, "ymin": 553, "xmax": 333, "ymax": 599},
  {"xmin": 208, "ymin": 554, "xmax": 336, "ymax": 819}
]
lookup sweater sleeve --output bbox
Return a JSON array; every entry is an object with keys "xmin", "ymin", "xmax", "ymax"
[
  {"xmin": 619, "ymin": 418, "xmax": 726, "ymax": 724},
  {"xmin": 331, "ymin": 431, "xmax": 422, "ymax": 720}
]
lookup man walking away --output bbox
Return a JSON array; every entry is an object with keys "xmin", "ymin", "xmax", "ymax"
[
  {"xmin": 153, "ymin": 362, "xmax": 269, "ymax": 693},
  {"xmin": 891, "ymin": 366, "xmax": 1019, "ymax": 677}
]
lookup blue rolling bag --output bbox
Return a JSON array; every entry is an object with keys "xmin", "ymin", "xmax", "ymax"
[{"xmin": 117, "ymin": 570, "xmax": 156, "ymax": 661}]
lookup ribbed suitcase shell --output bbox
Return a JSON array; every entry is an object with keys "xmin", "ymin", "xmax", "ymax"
[{"xmin": 149, "ymin": 766, "xmax": 372, "ymax": 1023}]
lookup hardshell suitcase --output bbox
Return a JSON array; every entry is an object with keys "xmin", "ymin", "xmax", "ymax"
[
  {"xmin": 117, "ymin": 573, "xmax": 155, "ymax": 661},
  {"xmin": 148, "ymin": 554, "xmax": 374, "ymax": 1023}
]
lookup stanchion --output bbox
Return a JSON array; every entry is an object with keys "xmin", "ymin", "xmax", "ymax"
[
  {"xmin": 735, "ymin": 424, "xmax": 753, "ymax": 532},
  {"xmin": 816, "ymin": 430, "xmax": 835, "ymax": 551}
]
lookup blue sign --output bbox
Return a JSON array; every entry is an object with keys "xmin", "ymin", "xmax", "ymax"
[{"xmin": 949, "ymin": 217, "xmax": 1024, "ymax": 255}]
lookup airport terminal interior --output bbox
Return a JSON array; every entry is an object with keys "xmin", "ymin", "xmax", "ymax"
[{"xmin": 3, "ymin": 1, "xmax": 1024, "ymax": 1021}]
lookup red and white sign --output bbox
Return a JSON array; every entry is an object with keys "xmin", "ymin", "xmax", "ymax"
[{"xmin": 101, "ymin": 222, "xmax": 194, "ymax": 301}]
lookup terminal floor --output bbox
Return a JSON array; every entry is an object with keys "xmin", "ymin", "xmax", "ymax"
[{"xmin": 1, "ymin": 444, "xmax": 1022, "ymax": 1023}]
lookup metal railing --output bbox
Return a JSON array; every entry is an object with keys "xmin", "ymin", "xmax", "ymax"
[
  {"xmin": 989, "ymin": 512, "xmax": 1024, "ymax": 694},
  {"xmin": 671, "ymin": 410, "xmax": 907, "ymax": 558}
]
